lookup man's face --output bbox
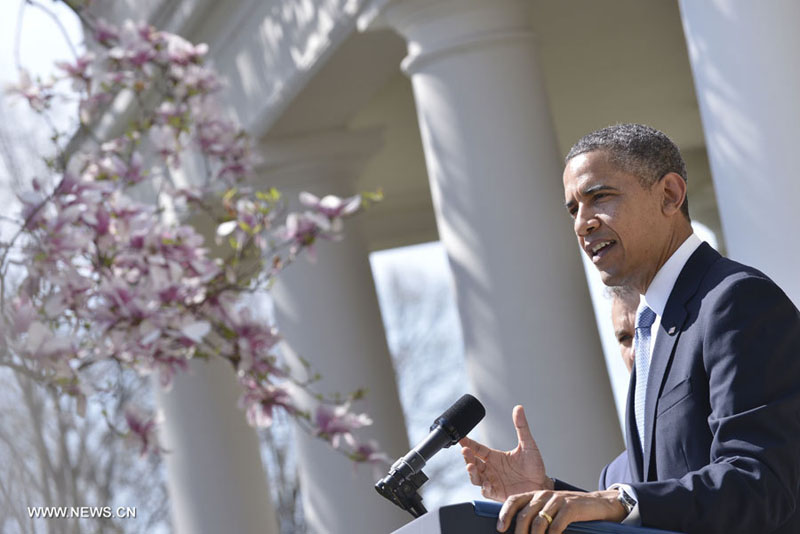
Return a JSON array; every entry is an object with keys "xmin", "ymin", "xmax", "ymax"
[
  {"xmin": 611, "ymin": 294, "xmax": 638, "ymax": 373},
  {"xmin": 563, "ymin": 151, "xmax": 665, "ymax": 290}
]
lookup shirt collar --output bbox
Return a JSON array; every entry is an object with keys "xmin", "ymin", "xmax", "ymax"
[{"xmin": 642, "ymin": 233, "xmax": 702, "ymax": 317}]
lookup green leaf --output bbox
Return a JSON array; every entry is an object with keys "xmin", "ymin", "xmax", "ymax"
[
  {"xmin": 362, "ymin": 189, "xmax": 384, "ymax": 203},
  {"xmin": 256, "ymin": 188, "xmax": 281, "ymax": 203},
  {"xmin": 219, "ymin": 325, "xmax": 237, "ymax": 340},
  {"xmin": 223, "ymin": 188, "xmax": 238, "ymax": 203}
]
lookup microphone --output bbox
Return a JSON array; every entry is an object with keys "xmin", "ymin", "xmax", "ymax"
[
  {"xmin": 375, "ymin": 394, "xmax": 485, "ymax": 517},
  {"xmin": 395, "ymin": 393, "xmax": 486, "ymax": 475}
]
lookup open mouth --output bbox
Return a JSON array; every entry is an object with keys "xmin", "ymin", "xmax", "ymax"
[{"xmin": 589, "ymin": 240, "xmax": 616, "ymax": 262}]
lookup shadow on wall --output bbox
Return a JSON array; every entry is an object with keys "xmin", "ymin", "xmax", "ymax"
[{"xmin": 221, "ymin": 0, "xmax": 365, "ymax": 134}]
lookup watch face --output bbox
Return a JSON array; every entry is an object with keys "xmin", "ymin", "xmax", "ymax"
[{"xmin": 618, "ymin": 488, "xmax": 636, "ymax": 513}]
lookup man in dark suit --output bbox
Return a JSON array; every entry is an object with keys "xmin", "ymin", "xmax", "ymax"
[
  {"xmin": 609, "ymin": 285, "xmax": 639, "ymax": 375},
  {"xmin": 460, "ymin": 124, "xmax": 800, "ymax": 534}
]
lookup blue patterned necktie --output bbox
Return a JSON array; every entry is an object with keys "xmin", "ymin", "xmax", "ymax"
[{"xmin": 634, "ymin": 305, "xmax": 657, "ymax": 453}]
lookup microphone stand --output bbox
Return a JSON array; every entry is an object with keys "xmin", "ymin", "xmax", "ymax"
[
  {"xmin": 375, "ymin": 393, "xmax": 485, "ymax": 518},
  {"xmin": 375, "ymin": 469, "xmax": 428, "ymax": 518}
]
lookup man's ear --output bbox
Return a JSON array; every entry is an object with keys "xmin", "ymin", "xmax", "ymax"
[{"xmin": 660, "ymin": 172, "xmax": 687, "ymax": 216}]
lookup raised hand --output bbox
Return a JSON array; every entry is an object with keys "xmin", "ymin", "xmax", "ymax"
[{"xmin": 459, "ymin": 405, "xmax": 551, "ymax": 502}]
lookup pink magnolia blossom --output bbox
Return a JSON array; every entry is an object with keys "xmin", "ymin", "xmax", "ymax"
[
  {"xmin": 299, "ymin": 192, "xmax": 362, "ymax": 219},
  {"xmin": 165, "ymin": 34, "xmax": 209, "ymax": 66},
  {"xmin": 124, "ymin": 407, "xmax": 162, "ymax": 457},
  {"xmin": 353, "ymin": 439, "xmax": 392, "ymax": 466},
  {"xmin": 93, "ymin": 19, "xmax": 119, "ymax": 44},
  {"xmin": 351, "ymin": 439, "xmax": 392, "ymax": 479},
  {"xmin": 226, "ymin": 308, "xmax": 281, "ymax": 374},
  {"xmin": 78, "ymin": 91, "xmax": 113, "ymax": 124},
  {"xmin": 55, "ymin": 53, "xmax": 95, "ymax": 77},
  {"xmin": 283, "ymin": 211, "xmax": 331, "ymax": 261},
  {"xmin": 149, "ymin": 125, "xmax": 183, "ymax": 163},
  {"xmin": 20, "ymin": 321, "xmax": 77, "ymax": 378},
  {"xmin": 9, "ymin": 295, "xmax": 36, "ymax": 336},
  {"xmin": 281, "ymin": 193, "xmax": 365, "ymax": 258},
  {"xmin": 173, "ymin": 64, "xmax": 221, "ymax": 96},
  {"xmin": 5, "ymin": 70, "xmax": 53, "ymax": 112},
  {"xmin": 239, "ymin": 382, "xmax": 296, "ymax": 428},
  {"xmin": 55, "ymin": 52, "xmax": 95, "ymax": 90},
  {"xmin": 315, "ymin": 403, "xmax": 373, "ymax": 449},
  {"xmin": 1, "ymin": 12, "xmax": 383, "ymax": 466},
  {"xmin": 109, "ymin": 21, "xmax": 159, "ymax": 69}
]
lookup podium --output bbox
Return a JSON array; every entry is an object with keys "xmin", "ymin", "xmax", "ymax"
[{"xmin": 391, "ymin": 502, "xmax": 683, "ymax": 534}]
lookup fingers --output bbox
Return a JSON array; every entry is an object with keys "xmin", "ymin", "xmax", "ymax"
[
  {"xmin": 463, "ymin": 446, "xmax": 488, "ymax": 486},
  {"xmin": 497, "ymin": 492, "xmax": 570, "ymax": 534},
  {"xmin": 546, "ymin": 490, "xmax": 624, "ymax": 534},
  {"xmin": 498, "ymin": 491, "xmax": 615, "ymax": 534},
  {"xmin": 466, "ymin": 461, "xmax": 501, "ymax": 501},
  {"xmin": 531, "ymin": 497, "xmax": 561, "ymax": 534},
  {"xmin": 544, "ymin": 498, "xmax": 578, "ymax": 534},
  {"xmin": 548, "ymin": 510, "xmax": 571, "ymax": 534},
  {"xmin": 497, "ymin": 493, "xmax": 531, "ymax": 533},
  {"xmin": 462, "ymin": 445, "xmax": 476, "ymax": 464},
  {"xmin": 460, "ymin": 436, "xmax": 492, "ymax": 460},
  {"xmin": 466, "ymin": 461, "xmax": 482, "ymax": 486},
  {"xmin": 461, "ymin": 437, "xmax": 497, "ymax": 496},
  {"xmin": 512, "ymin": 405, "xmax": 537, "ymax": 451},
  {"xmin": 512, "ymin": 493, "xmax": 556, "ymax": 534},
  {"xmin": 481, "ymin": 480, "xmax": 497, "ymax": 500},
  {"xmin": 462, "ymin": 445, "xmax": 480, "ymax": 482}
]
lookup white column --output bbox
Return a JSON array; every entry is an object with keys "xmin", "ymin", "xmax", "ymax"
[
  {"xmin": 679, "ymin": 1, "xmax": 800, "ymax": 306},
  {"xmin": 157, "ymin": 358, "xmax": 278, "ymax": 534},
  {"xmin": 359, "ymin": 0, "xmax": 623, "ymax": 489},
  {"xmin": 259, "ymin": 129, "xmax": 411, "ymax": 534}
]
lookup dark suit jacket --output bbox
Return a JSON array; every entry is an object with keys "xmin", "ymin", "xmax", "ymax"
[
  {"xmin": 617, "ymin": 243, "xmax": 800, "ymax": 533},
  {"xmin": 599, "ymin": 450, "xmax": 631, "ymax": 490}
]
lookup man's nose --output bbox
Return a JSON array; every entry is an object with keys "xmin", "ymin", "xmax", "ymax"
[{"xmin": 574, "ymin": 206, "xmax": 599, "ymax": 236}]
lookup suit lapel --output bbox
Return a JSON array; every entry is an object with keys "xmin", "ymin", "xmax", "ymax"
[
  {"xmin": 642, "ymin": 243, "xmax": 719, "ymax": 479},
  {"xmin": 625, "ymin": 368, "xmax": 644, "ymax": 482},
  {"xmin": 642, "ymin": 309, "xmax": 685, "ymax": 478}
]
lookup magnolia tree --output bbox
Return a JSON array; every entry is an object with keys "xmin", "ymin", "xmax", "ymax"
[{"xmin": 0, "ymin": 1, "xmax": 388, "ymax": 471}]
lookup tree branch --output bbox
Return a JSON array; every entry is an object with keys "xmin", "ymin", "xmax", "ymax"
[{"xmin": 25, "ymin": 0, "xmax": 80, "ymax": 60}]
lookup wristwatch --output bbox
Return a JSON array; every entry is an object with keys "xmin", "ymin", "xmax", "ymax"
[{"xmin": 614, "ymin": 485, "xmax": 637, "ymax": 515}]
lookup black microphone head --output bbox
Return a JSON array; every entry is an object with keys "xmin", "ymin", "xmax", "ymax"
[{"xmin": 433, "ymin": 394, "xmax": 485, "ymax": 444}]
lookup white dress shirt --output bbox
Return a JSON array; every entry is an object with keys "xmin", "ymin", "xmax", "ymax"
[{"xmin": 641, "ymin": 233, "xmax": 703, "ymax": 356}]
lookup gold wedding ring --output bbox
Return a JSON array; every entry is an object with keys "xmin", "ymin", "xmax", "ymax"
[{"xmin": 539, "ymin": 510, "xmax": 554, "ymax": 525}]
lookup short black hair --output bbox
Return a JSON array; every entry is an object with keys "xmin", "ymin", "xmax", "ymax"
[{"xmin": 565, "ymin": 124, "xmax": 690, "ymax": 219}]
